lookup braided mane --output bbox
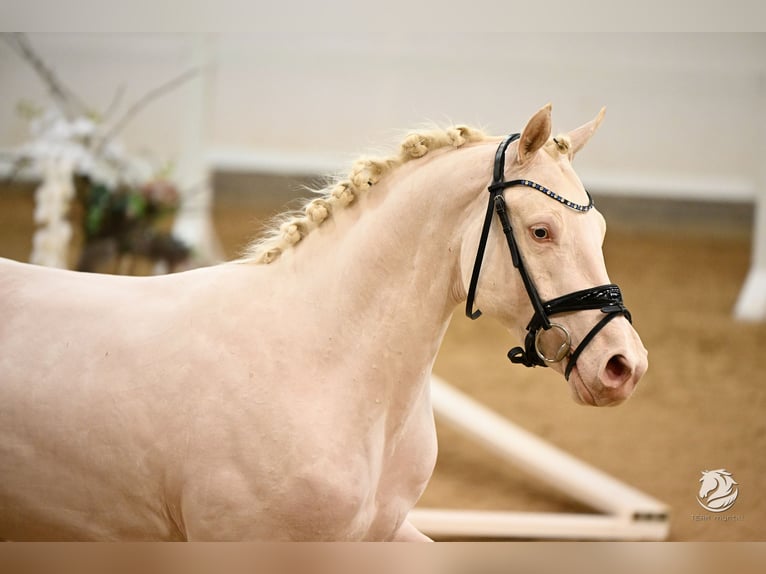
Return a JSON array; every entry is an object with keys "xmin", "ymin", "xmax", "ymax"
[{"xmin": 240, "ymin": 125, "xmax": 487, "ymax": 264}]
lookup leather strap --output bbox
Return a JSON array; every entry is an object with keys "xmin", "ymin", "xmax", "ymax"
[
  {"xmin": 508, "ymin": 289, "xmax": 632, "ymax": 379},
  {"xmin": 564, "ymin": 311, "xmax": 623, "ymax": 380},
  {"xmin": 465, "ymin": 133, "xmax": 520, "ymax": 319},
  {"xmin": 493, "ymin": 193, "xmax": 550, "ymax": 328},
  {"xmin": 542, "ymin": 284, "xmax": 629, "ymax": 319}
]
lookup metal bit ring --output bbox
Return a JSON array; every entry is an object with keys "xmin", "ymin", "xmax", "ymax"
[{"xmin": 535, "ymin": 322, "xmax": 572, "ymax": 364}]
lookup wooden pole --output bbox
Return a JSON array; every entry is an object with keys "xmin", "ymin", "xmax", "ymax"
[{"xmin": 411, "ymin": 376, "xmax": 670, "ymax": 540}]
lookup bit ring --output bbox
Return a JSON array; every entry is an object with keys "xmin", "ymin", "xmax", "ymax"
[{"xmin": 535, "ymin": 322, "xmax": 572, "ymax": 364}]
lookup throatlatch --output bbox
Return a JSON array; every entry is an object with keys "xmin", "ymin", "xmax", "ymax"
[{"xmin": 465, "ymin": 133, "xmax": 632, "ymax": 381}]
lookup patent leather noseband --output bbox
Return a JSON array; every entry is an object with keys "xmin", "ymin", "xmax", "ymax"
[{"xmin": 465, "ymin": 133, "xmax": 632, "ymax": 381}]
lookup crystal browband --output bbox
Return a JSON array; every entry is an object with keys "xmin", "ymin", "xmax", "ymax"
[{"xmin": 488, "ymin": 178, "xmax": 594, "ymax": 212}]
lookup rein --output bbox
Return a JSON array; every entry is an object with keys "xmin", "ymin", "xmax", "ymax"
[{"xmin": 465, "ymin": 133, "xmax": 632, "ymax": 381}]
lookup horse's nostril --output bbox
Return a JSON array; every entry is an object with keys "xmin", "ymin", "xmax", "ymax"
[{"xmin": 604, "ymin": 354, "xmax": 632, "ymax": 386}]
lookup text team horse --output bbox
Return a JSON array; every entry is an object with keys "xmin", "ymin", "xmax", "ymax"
[{"xmin": 0, "ymin": 104, "xmax": 648, "ymax": 540}]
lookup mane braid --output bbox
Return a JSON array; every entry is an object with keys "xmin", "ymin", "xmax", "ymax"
[{"xmin": 239, "ymin": 125, "xmax": 487, "ymax": 264}]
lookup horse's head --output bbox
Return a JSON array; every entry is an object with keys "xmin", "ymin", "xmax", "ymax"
[{"xmin": 462, "ymin": 104, "xmax": 648, "ymax": 406}]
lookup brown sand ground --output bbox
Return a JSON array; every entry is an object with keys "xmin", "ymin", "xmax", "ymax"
[{"xmin": 1, "ymin": 183, "xmax": 764, "ymax": 541}]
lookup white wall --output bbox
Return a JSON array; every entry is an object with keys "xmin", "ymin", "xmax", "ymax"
[
  {"xmin": 1, "ymin": 33, "xmax": 764, "ymax": 198},
  {"xmin": 3, "ymin": 32, "xmax": 766, "ymax": 317},
  {"xmin": 0, "ymin": 35, "xmax": 200, "ymax": 160}
]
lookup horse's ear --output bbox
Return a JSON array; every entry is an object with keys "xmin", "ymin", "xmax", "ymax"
[
  {"xmin": 517, "ymin": 103, "xmax": 552, "ymax": 164},
  {"xmin": 567, "ymin": 107, "xmax": 606, "ymax": 160}
]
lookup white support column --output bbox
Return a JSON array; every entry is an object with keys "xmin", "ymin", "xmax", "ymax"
[{"xmin": 735, "ymin": 73, "xmax": 766, "ymax": 322}]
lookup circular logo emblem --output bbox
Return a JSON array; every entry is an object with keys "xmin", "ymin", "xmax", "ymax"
[{"xmin": 697, "ymin": 469, "xmax": 739, "ymax": 512}]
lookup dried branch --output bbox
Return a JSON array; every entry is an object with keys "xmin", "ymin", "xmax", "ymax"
[
  {"xmin": 101, "ymin": 84, "xmax": 126, "ymax": 123},
  {"xmin": 96, "ymin": 67, "xmax": 200, "ymax": 155},
  {"xmin": 1, "ymin": 33, "xmax": 92, "ymax": 120}
]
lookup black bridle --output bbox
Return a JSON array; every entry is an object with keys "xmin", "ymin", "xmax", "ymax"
[{"xmin": 465, "ymin": 133, "xmax": 632, "ymax": 381}]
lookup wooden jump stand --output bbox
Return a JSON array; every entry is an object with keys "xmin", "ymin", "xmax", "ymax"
[{"xmin": 409, "ymin": 376, "xmax": 670, "ymax": 540}]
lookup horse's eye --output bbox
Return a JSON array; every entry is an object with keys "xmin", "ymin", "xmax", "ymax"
[{"xmin": 532, "ymin": 227, "xmax": 549, "ymax": 240}]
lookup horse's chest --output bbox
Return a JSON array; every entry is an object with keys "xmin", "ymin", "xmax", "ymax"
[
  {"xmin": 374, "ymin": 404, "xmax": 437, "ymax": 526},
  {"xmin": 251, "ymin": 390, "xmax": 438, "ymax": 540},
  {"xmin": 343, "ymin": 394, "xmax": 438, "ymax": 540}
]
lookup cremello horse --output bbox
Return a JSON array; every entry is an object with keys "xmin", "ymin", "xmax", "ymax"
[{"xmin": 0, "ymin": 105, "xmax": 648, "ymax": 541}]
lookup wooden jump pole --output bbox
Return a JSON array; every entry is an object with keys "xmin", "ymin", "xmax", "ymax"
[
  {"xmin": 410, "ymin": 509, "xmax": 667, "ymax": 541},
  {"xmin": 408, "ymin": 376, "xmax": 670, "ymax": 540}
]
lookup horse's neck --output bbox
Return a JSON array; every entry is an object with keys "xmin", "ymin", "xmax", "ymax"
[{"xmin": 277, "ymin": 144, "xmax": 491, "ymax": 393}]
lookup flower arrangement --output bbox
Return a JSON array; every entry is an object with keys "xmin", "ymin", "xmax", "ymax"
[{"xmin": 2, "ymin": 33, "xmax": 196, "ymax": 274}]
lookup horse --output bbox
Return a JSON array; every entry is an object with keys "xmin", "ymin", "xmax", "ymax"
[{"xmin": 0, "ymin": 104, "xmax": 648, "ymax": 541}]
